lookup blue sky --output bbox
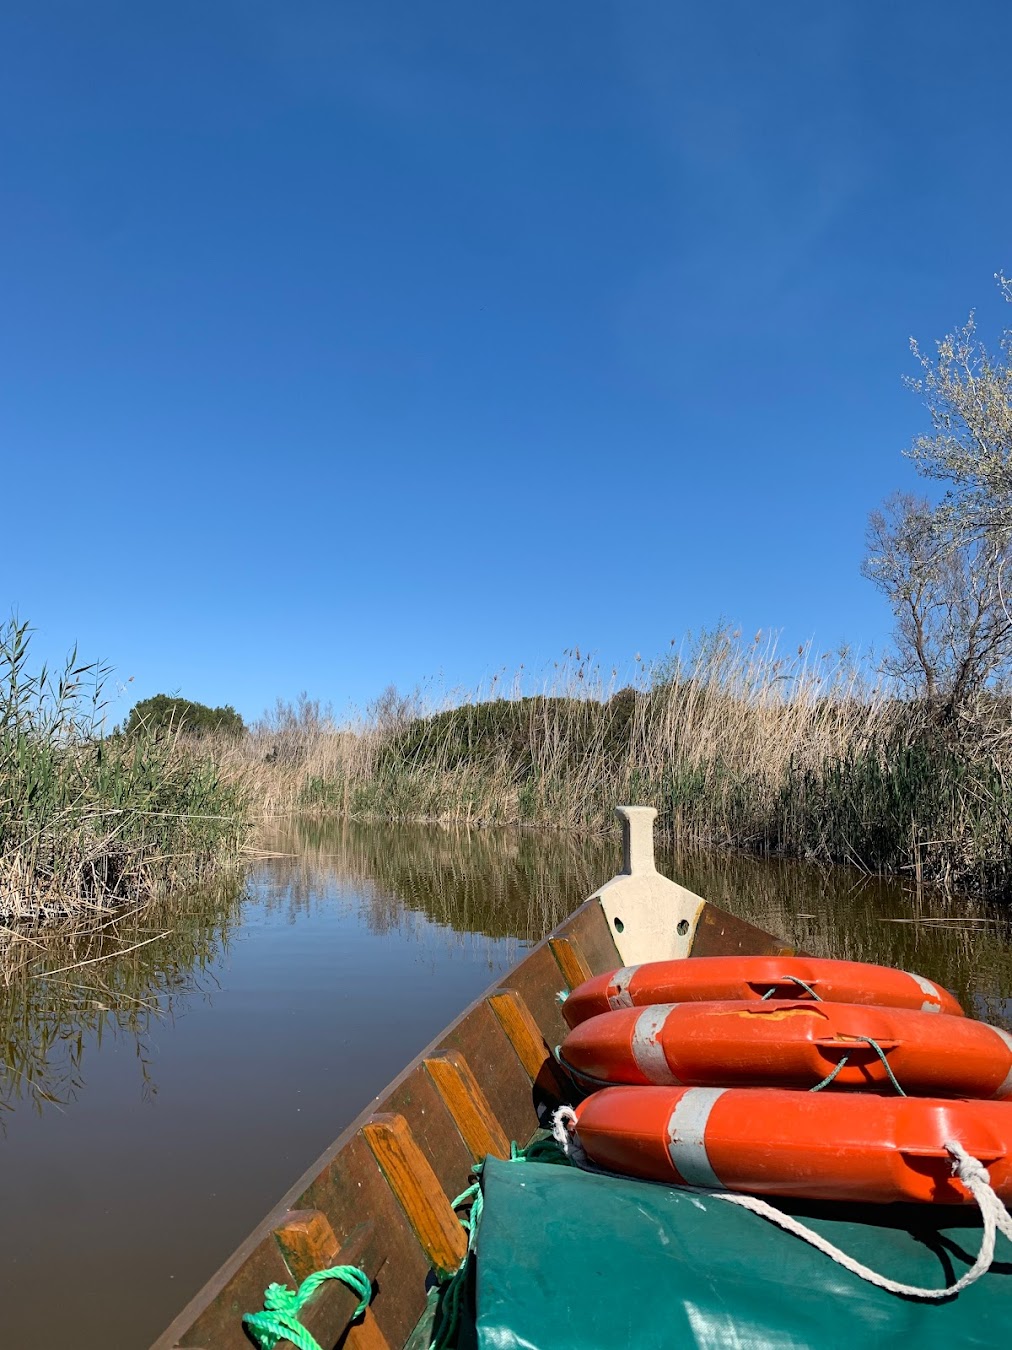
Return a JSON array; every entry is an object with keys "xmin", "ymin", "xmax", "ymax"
[{"xmin": 3, "ymin": 2, "xmax": 1011, "ymax": 722}]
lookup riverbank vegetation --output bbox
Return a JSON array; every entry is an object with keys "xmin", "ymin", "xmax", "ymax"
[
  {"xmin": 212, "ymin": 631, "xmax": 1011, "ymax": 900},
  {"xmin": 0, "ymin": 620, "xmax": 249, "ymax": 923}
]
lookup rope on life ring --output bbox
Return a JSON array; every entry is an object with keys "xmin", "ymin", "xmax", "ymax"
[{"xmin": 550, "ymin": 1107, "xmax": 1012, "ymax": 1300}]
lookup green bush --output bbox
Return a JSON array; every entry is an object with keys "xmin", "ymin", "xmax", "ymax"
[{"xmin": 124, "ymin": 694, "xmax": 245, "ymax": 739}]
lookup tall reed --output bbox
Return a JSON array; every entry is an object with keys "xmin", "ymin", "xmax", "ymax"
[
  {"xmin": 218, "ymin": 629, "xmax": 1012, "ymax": 899},
  {"xmin": 0, "ymin": 620, "xmax": 250, "ymax": 921}
]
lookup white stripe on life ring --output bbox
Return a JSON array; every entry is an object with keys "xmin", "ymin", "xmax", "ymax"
[
  {"xmin": 987, "ymin": 1024, "xmax": 1012, "ymax": 1099},
  {"xmin": 902, "ymin": 969, "xmax": 942, "ymax": 1012},
  {"xmin": 607, "ymin": 965, "xmax": 640, "ymax": 1010},
  {"xmin": 666, "ymin": 1087, "xmax": 727, "ymax": 1188},
  {"xmin": 631, "ymin": 1005, "xmax": 681, "ymax": 1085}
]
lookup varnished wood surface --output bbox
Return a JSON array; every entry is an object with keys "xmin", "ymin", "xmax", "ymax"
[
  {"xmin": 269, "ymin": 1215, "xmax": 393, "ymax": 1350},
  {"xmin": 274, "ymin": 1208, "xmax": 342, "ymax": 1284},
  {"xmin": 486, "ymin": 987, "xmax": 571, "ymax": 1112},
  {"xmin": 381, "ymin": 1063, "xmax": 476, "ymax": 1202},
  {"xmin": 280, "ymin": 1222, "xmax": 389, "ymax": 1350},
  {"xmin": 362, "ymin": 1114, "xmax": 468, "ymax": 1279},
  {"xmin": 486, "ymin": 989, "xmax": 551, "ymax": 1082},
  {"xmin": 549, "ymin": 935, "xmax": 593, "ymax": 990},
  {"xmin": 344, "ymin": 1309, "xmax": 394, "ymax": 1350},
  {"xmin": 424, "ymin": 1050, "xmax": 511, "ymax": 1162},
  {"xmin": 691, "ymin": 902, "xmax": 795, "ymax": 959},
  {"xmin": 438, "ymin": 998, "xmax": 534, "ymax": 1146},
  {"xmin": 295, "ymin": 1133, "xmax": 430, "ymax": 1349}
]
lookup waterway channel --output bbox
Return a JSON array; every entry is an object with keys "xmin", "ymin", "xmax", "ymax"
[{"xmin": 2, "ymin": 816, "xmax": 1012, "ymax": 1347}]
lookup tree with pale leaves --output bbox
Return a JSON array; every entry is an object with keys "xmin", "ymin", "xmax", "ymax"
[
  {"xmin": 862, "ymin": 491, "xmax": 1012, "ymax": 717},
  {"xmin": 865, "ymin": 277, "xmax": 1012, "ymax": 716},
  {"xmin": 906, "ymin": 274, "xmax": 1012, "ymax": 537}
]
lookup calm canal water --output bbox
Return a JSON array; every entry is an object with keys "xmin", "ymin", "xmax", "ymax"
[{"xmin": 3, "ymin": 816, "xmax": 1012, "ymax": 1347}]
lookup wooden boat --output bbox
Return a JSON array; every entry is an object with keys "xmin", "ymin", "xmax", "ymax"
[{"xmin": 151, "ymin": 806, "xmax": 1010, "ymax": 1350}]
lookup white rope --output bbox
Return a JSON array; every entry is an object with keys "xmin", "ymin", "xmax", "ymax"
[
  {"xmin": 710, "ymin": 1141, "xmax": 1012, "ymax": 1300},
  {"xmin": 551, "ymin": 1105, "xmax": 589, "ymax": 1167},
  {"xmin": 557, "ymin": 1121, "xmax": 1012, "ymax": 1300}
]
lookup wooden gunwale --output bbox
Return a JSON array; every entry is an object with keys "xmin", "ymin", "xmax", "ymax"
[{"xmin": 152, "ymin": 810, "xmax": 790, "ymax": 1350}]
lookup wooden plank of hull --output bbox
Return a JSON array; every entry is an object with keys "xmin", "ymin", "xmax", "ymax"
[
  {"xmin": 169, "ymin": 1231, "xmax": 293, "ymax": 1349},
  {"xmin": 424, "ymin": 1050, "xmax": 511, "ymax": 1162},
  {"xmin": 380, "ymin": 1063, "xmax": 476, "ymax": 1202},
  {"xmin": 436, "ymin": 997, "xmax": 535, "ymax": 1148},
  {"xmin": 494, "ymin": 941, "xmax": 570, "ymax": 1049},
  {"xmin": 549, "ymin": 935, "xmax": 593, "ymax": 990},
  {"xmin": 273, "ymin": 1208, "xmax": 343, "ymax": 1283},
  {"xmin": 690, "ymin": 902, "xmax": 796, "ymax": 959},
  {"xmin": 270, "ymin": 1210, "xmax": 392, "ymax": 1345},
  {"xmin": 362, "ymin": 1113, "xmax": 468, "ymax": 1280},
  {"xmin": 277, "ymin": 1132, "xmax": 435, "ymax": 1349},
  {"xmin": 558, "ymin": 896, "xmax": 624, "ymax": 976},
  {"xmin": 170, "ymin": 1132, "xmax": 429, "ymax": 1350},
  {"xmin": 273, "ymin": 1220, "xmax": 390, "ymax": 1350},
  {"xmin": 346, "ymin": 1310, "xmax": 395, "ymax": 1350}
]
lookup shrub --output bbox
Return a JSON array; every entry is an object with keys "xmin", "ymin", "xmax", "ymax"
[{"xmin": 124, "ymin": 694, "xmax": 245, "ymax": 739}]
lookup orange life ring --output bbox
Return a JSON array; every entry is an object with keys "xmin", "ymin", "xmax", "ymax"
[
  {"xmin": 569, "ymin": 1085, "xmax": 1012, "ymax": 1204},
  {"xmin": 560, "ymin": 999, "xmax": 1012, "ymax": 1098},
  {"xmin": 561, "ymin": 955, "xmax": 963, "ymax": 1027}
]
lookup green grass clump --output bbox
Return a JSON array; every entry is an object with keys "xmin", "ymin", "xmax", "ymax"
[{"xmin": 0, "ymin": 619, "xmax": 249, "ymax": 922}]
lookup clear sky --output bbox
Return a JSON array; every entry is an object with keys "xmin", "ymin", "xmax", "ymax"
[{"xmin": 3, "ymin": 2, "xmax": 1011, "ymax": 722}]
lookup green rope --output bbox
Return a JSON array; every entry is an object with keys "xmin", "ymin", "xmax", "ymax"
[
  {"xmin": 556, "ymin": 988, "xmax": 569, "ymax": 1004},
  {"xmin": 863, "ymin": 1036, "xmax": 907, "ymax": 1096},
  {"xmin": 810, "ymin": 1056, "xmax": 849, "ymax": 1091},
  {"xmin": 429, "ymin": 1135, "xmax": 571, "ymax": 1350},
  {"xmin": 242, "ymin": 1264, "xmax": 371, "ymax": 1350},
  {"xmin": 511, "ymin": 1135, "xmax": 571, "ymax": 1165},
  {"xmin": 810, "ymin": 1038, "xmax": 907, "ymax": 1096},
  {"xmin": 761, "ymin": 976, "xmax": 822, "ymax": 1001},
  {"xmin": 429, "ymin": 1182, "xmax": 482, "ymax": 1350}
]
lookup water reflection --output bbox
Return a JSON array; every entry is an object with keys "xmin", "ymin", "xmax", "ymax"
[
  {"xmin": 0, "ymin": 876, "xmax": 245, "ymax": 1114},
  {"xmin": 4, "ymin": 818, "xmax": 1012, "ymax": 1121},
  {"xmin": 257, "ymin": 817, "xmax": 1012, "ymax": 1029},
  {"xmin": 256, "ymin": 816, "xmax": 614, "ymax": 941},
  {"xmin": 663, "ymin": 844, "xmax": 1012, "ymax": 1027}
]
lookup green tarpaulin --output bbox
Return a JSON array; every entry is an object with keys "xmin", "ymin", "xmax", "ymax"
[{"xmin": 473, "ymin": 1156, "xmax": 1012, "ymax": 1348}]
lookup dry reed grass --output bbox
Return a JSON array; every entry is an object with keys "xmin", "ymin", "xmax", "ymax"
[{"xmin": 208, "ymin": 629, "xmax": 1012, "ymax": 898}]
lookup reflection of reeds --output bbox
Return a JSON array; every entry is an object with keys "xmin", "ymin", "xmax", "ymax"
[
  {"xmin": 662, "ymin": 841, "xmax": 1012, "ymax": 1025},
  {"xmin": 218, "ymin": 631, "xmax": 1012, "ymax": 898},
  {"xmin": 257, "ymin": 816, "xmax": 615, "ymax": 942},
  {"xmin": 0, "ymin": 620, "xmax": 250, "ymax": 921},
  {"xmin": 8, "ymin": 815, "xmax": 1012, "ymax": 1122},
  {"xmin": 0, "ymin": 876, "xmax": 245, "ymax": 1113}
]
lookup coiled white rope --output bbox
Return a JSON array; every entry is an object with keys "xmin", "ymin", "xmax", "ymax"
[{"xmin": 550, "ymin": 1110, "xmax": 1012, "ymax": 1300}]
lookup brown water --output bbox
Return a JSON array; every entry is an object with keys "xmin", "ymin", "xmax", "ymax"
[{"xmin": 2, "ymin": 817, "xmax": 1012, "ymax": 1347}]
